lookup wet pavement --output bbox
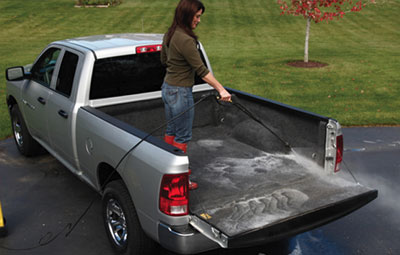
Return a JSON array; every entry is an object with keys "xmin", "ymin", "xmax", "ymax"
[{"xmin": 0, "ymin": 127, "xmax": 399, "ymax": 255}]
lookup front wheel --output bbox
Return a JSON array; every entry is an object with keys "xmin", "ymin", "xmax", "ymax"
[
  {"xmin": 10, "ymin": 104, "xmax": 43, "ymax": 156},
  {"xmin": 102, "ymin": 180, "xmax": 155, "ymax": 255}
]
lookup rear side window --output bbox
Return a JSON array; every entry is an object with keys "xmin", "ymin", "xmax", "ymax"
[
  {"xmin": 90, "ymin": 52, "xmax": 166, "ymax": 100},
  {"xmin": 56, "ymin": 51, "xmax": 79, "ymax": 97}
]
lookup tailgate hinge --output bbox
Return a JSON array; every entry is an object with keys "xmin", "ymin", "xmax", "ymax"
[{"xmin": 189, "ymin": 215, "xmax": 229, "ymax": 248}]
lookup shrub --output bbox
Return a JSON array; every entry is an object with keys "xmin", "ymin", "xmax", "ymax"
[{"xmin": 76, "ymin": 0, "xmax": 122, "ymax": 6}]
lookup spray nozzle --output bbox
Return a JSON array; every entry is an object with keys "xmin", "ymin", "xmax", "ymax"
[{"xmin": 216, "ymin": 93, "xmax": 236, "ymax": 103}]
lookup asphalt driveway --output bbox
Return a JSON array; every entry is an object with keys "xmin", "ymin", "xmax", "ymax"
[{"xmin": 0, "ymin": 127, "xmax": 399, "ymax": 255}]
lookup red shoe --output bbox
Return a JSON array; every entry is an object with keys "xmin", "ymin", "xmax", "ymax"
[
  {"xmin": 172, "ymin": 142, "xmax": 196, "ymax": 188},
  {"xmin": 172, "ymin": 141, "xmax": 187, "ymax": 153},
  {"xmin": 188, "ymin": 169, "xmax": 198, "ymax": 190},
  {"xmin": 164, "ymin": 135, "xmax": 175, "ymax": 145},
  {"xmin": 189, "ymin": 180, "xmax": 198, "ymax": 190}
]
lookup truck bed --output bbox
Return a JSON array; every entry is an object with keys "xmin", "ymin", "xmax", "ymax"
[
  {"xmin": 96, "ymin": 89, "xmax": 376, "ymax": 242},
  {"xmin": 188, "ymin": 125, "xmax": 371, "ymax": 237}
]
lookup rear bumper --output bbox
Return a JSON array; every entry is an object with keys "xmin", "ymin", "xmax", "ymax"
[{"xmin": 158, "ymin": 222, "xmax": 219, "ymax": 254}]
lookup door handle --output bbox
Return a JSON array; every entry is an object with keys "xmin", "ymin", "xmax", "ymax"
[
  {"xmin": 37, "ymin": 97, "xmax": 46, "ymax": 105},
  {"xmin": 58, "ymin": 110, "xmax": 68, "ymax": 119}
]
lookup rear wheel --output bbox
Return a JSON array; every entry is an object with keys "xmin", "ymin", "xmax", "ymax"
[
  {"xmin": 10, "ymin": 104, "xmax": 43, "ymax": 156},
  {"xmin": 102, "ymin": 180, "xmax": 155, "ymax": 255}
]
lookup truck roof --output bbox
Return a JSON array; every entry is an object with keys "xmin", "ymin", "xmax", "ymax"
[{"xmin": 56, "ymin": 33, "xmax": 164, "ymax": 59}]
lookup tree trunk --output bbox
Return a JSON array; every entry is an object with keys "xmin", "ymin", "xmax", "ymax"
[{"xmin": 304, "ymin": 17, "xmax": 311, "ymax": 63}]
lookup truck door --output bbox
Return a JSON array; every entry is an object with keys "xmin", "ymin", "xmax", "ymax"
[
  {"xmin": 47, "ymin": 49, "xmax": 81, "ymax": 169},
  {"xmin": 21, "ymin": 47, "xmax": 61, "ymax": 145}
]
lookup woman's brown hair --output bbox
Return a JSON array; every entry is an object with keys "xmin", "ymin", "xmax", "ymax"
[{"xmin": 165, "ymin": 0, "xmax": 205, "ymax": 46}]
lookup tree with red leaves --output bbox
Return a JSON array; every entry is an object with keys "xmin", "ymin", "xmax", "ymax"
[{"xmin": 278, "ymin": 0, "xmax": 365, "ymax": 63}]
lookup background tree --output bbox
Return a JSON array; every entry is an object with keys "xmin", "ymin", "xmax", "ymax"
[{"xmin": 278, "ymin": 0, "xmax": 365, "ymax": 63}]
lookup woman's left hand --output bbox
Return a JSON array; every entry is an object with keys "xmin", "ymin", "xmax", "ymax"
[{"xmin": 218, "ymin": 89, "xmax": 232, "ymax": 102}]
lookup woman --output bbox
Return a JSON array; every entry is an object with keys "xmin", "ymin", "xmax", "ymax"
[{"xmin": 161, "ymin": 0, "xmax": 231, "ymax": 189}]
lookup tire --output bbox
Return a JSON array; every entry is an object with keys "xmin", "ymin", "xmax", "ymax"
[
  {"xmin": 102, "ymin": 180, "xmax": 155, "ymax": 255},
  {"xmin": 10, "ymin": 104, "xmax": 43, "ymax": 156}
]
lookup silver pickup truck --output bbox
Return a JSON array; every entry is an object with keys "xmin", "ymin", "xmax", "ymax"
[{"xmin": 6, "ymin": 34, "xmax": 377, "ymax": 255}]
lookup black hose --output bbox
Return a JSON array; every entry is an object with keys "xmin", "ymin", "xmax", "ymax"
[
  {"xmin": 217, "ymin": 94, "xmax": 292, "ymax": 149},
  {"xmin": 65, "ymin": 93, "xmax": 214, "ymax": 237},
  {"xmin": 1, "ymin": 93, "xmax": 215, "ymax": 251}
]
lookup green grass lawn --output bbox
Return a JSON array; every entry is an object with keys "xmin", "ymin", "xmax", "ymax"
[{"xmin": 1, "ymin": 0, "xmax": 399, "ymax": 139}]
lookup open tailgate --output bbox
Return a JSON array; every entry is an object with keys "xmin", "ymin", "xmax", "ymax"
[
  {"xmin": 188, "ymin": 138, "xmax": 377, "ymax": 248},
  {"xmin": 190, "ymin": 187, "xmax": 377, "ymax": 248}
]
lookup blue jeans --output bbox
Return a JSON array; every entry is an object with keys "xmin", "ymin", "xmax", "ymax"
[{"xmin": 161, "ymin": 82, "xmax": 194, "ymax": 144}]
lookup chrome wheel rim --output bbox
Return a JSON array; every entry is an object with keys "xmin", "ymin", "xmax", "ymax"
[
  {"xmin": 13, "ymin": 117, "xmax": 23, "ymax": 148},
  {"xmin": 106, "ymin": 198, "xmax": 128, "ymax": 247}
]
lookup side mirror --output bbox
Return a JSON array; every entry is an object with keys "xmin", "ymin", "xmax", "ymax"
[{"xmin": 6, "ymin": 66, "xmax": 28, "ymax": 81}]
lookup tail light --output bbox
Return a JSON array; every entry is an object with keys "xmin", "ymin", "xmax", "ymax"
[
  {"xmin": 136, "ymin": 44, "xmax": 162, "ymax": 54},
  {"xmin": 159, "ymin": 174, "xmax": 189, "ymax": 216},
  {"xmin": 335, "ymin": 135, "xmax": 343, "ymax": 172}
]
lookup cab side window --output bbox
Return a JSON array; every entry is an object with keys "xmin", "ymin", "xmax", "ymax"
[
  {"xmin": 56, "ymin": 51, "xmax": 79, "ymax": 97},
  {"xmin": 31, "ymin": 48, "xmax": 61, "ymax": 87}
]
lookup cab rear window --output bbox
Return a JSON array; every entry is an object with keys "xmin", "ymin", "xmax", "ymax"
[
  {"xmin": 90, "ymin": 52, "xmax": 166, "ymax": 100},
  {"xmin": 90, "ymin": 49, "xmax": 208, "ymax": 100}
]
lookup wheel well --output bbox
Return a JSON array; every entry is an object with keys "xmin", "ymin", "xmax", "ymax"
[
  {"xmin": 98, "ymin": 162, "xmax": 122, "ymax": 191},
  {"xmin": 7, "ymin": 95, "xmax": 17, "ymax": 110}
]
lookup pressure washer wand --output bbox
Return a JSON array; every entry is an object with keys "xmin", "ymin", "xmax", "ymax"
[{"xmin": 216, "ymin": 95, "xmax": 292, "ymax": 149}]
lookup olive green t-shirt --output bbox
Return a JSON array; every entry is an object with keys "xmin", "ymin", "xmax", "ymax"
[{"xmin": 161, "ymin": 27, "xmax": 210, "ymax": 87}]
